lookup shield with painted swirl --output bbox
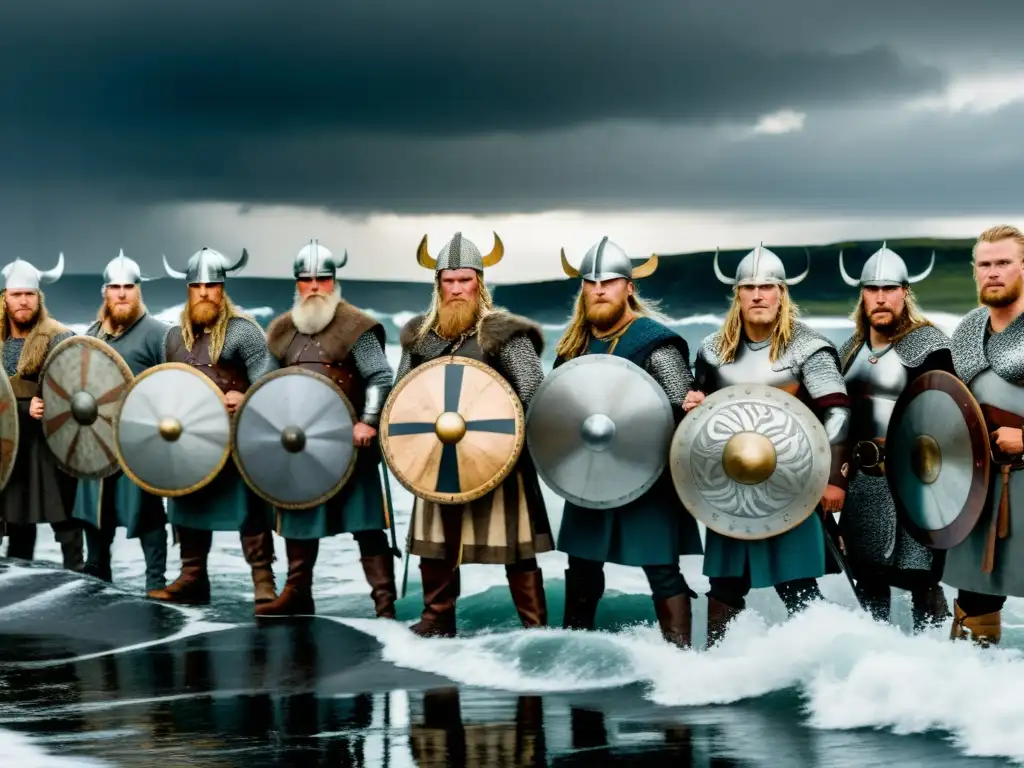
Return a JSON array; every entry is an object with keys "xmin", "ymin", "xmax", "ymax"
[
  {"xmin": 380, "ymin": 356, "xmax": 525, "ymax": 504},
  {"xmin": 669, "ymin": 383, "xmax": 832, "ymax": 540},
  {"xmin": 0, "ymin": 374, "xmax": 18, "ymax": 492},
  {"xmin": 39, "ymin": 336, "xmax": 134, "ymax": 479},
  {"xmin": 113, "ymin": 362, "xmax": 231, "ymax": 496}
]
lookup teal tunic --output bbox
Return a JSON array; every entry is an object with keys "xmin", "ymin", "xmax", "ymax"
[
  {"xmin": 555, "ymin": 318, "xmax": 704, "ymax": 566},
  {"xmin": 167, "ymin": 463, "xmax": 275, "ymax": 532},
  {"xmin": 276, "ymin": 452, "xmax": 388, "ymax": 540},
  {"xmin": 702, "ymin": 515, "xmax": 826, "ymax": 588},
  {"xmin": 73, "ymin": 313, "xmax": 169, "ymax": 537}
]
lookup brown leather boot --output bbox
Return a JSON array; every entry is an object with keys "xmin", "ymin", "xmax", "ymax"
[
  {"xmin": 950, "ymin": 599, "xmax": 1001, "ymax": 646},
  {"xmin": 410, "ymin": 558, "xmax": 459, "ymax": 638},
  {"xmin": 654, "ymin": 594, "xmax": 692, "ymax": 649},
  {"xmin": 360, "ymin": 553, "xmax": 398, "ymax": 619},
  {"xmin": 507, "ymin": 568, "xmax": 548, "ymax": 628},
  {"xmin": 240, "ymin": 531, "xmax": 278, "ymax": 606},
  {"xmin": 912, "ymin": 584, "xmax": 950, "ymax": 633},
  {"xmin": 562, "ymin": 567, "xmax": 604, "ymax": 630},
  {"xmin": 255, "ymin": 538, "xmax": 317, "ymax": 617},
  {"xmin": 706, "ymin": 596, "xmax": 742, "ymax": 648},
  {"xmin": 148, "ymin": 528, "xmax": 212, "ymax": 605}
]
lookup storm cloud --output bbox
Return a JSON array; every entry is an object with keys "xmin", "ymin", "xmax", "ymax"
[{"xmin": 1, "ymin": 1, "xmax": 1023, "ymax": 271}]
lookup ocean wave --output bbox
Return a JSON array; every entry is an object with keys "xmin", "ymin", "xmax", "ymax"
[
  {"xmin": 0, "ymin": 726, "xmax": 111, "ymax": 767},
  {"xmin": 343, "ymin": 600, "xmax": 1024, "ymax": 765}
]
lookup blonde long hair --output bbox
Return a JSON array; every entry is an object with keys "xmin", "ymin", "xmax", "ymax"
[
  {"xmin": 554, "ymin": 284, "xmax": 669, "ymax": 360},
  {"xmin": 715, "ymin": 285, "xmax": 800, "ymax": 364},
  {"xmin": 178, "ymin": 293, "xmax": 257, "ymax": 363},
  {"xmin": 416, "ymin": 273, "xmax": 497, "ymax": 341},
  {"xmin": 842, "ymin": 288, "xmax": 930, "ymax": 366}
]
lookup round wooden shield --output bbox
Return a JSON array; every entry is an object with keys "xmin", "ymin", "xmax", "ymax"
[
  {"xmin": 114, "ymin": 362, "xmax": 231, "ymax": 496},
  {"xmin": 231, "ymin": 367, "xmax": 359, "ymax": 510},
  {"xmin": 39, "ymin": 335, "xmax": 134, "ymax": 479},
  {"xmin": 380, "ymin": 355, "xmax": 525, "ymax": 504},
  {"xmin": 0, "ymin": 374, "xmax": 19, "ymax": 492},
  {"xmin": 886, "ymin": 369, "xmax": 991, "ymax": 550}
]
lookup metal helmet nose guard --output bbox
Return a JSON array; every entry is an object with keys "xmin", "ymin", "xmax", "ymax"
[
  {"xmin": 163, "ymin": 246, "xmax": 249, "ymax": 284},
  {"xmin": 294, "ymin": 239, "xmax": 348, "ymax": 280}
]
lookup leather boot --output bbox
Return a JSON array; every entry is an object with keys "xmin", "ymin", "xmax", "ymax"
[
  {"xmin": 706, "ymin": 596, "xmax": 742, "ymax": 648},
  {"xmin": 950, "ymin": 599, "xmax": 1000, "ymax": 646},
  {"xmin": 56, "ymin": 526, "xmax": 84, "ymax": 573},
  {"xmin": 148, "ymin": 528, "xmax": 212, "ymax": 605},
  {"xmin": 255, "ymin": 538, "xmax": 318, "ymax": 617},
  {"xmin": 240, "ymin": 531, "xmax": 278, "ymax": 605},
  {"xmin": 410, "ymin": 558, "xmax": 459, "ymax": 638},
  {"xmin": 139, "ymin": 527, "xmax": 168, "ymax": 592},
  {"xmin": 912, "ymin": 583, "xmax": 950, "ymax": 633},
  {"xmin": 654, "ymin": 594, "xmax": 692, "ymax": 649},
  {"xmin": 360, "ymin": 553, "xmax": 398, "ymax": 619},
  {"xmin": 562, "ymin": 567, "xmax": 604, "ymax": 630},
  {"xmin": 507, "ymin": 567, "xmax": 548, "ymax": 628}
]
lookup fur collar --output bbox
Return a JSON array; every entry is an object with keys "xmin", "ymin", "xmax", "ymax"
[
  {"xmin": 0, "ymin": 316, "xmax": 70, "ymax": 377},
  {"xmin": 267, "ymin": 300, "xmax": 382, "ymax": 361},
  {"xmin": 400, "ymin": 310, "xmax": 544, "ymax": 357}
]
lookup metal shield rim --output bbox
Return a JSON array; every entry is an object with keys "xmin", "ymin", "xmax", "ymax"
[
  {"xmin": 0, "ymin": 372, "xmax": 19, "ymax": 492},
  {"xmin": 113, "ymin": 361, "xmax": 231, "ymax": 497},
  {"xmin": 886, "ymin": 369, "xmax": 991, "ymax": 550},
  {"xmin": 380, "ymin": 355, "xmax": 526, "ymax": 504},
  {"xmin": 669, "ymin": 383, "xmax": 831, "ymax": 540},
  {"xmin": 39, "ymin": 334, "xmax": 135, "ymax": 479},
  {"xmin": 230, "ymin": 367, "xmax": 359, "ymax": 510},
  {"xmin": 524, "ymin": 354, "xmax": 675, "ymax": 509}
]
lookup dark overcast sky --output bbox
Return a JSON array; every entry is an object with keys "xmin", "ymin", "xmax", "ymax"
[{"xmin": 1, "ymin": 1, "xmax": 1022, "ymax": 275}]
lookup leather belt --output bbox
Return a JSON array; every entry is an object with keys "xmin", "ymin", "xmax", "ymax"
[{"xmin": 852, "ymin": 438, "xmax": 885, "ymax": 477}]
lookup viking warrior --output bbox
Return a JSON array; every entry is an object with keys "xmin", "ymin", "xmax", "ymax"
[
  {"xmin": 836, "ymin": 243, "xmax": 952, "ymax": 630},
  {"xmin": 261, "ymin": 240, "xmax": 397, "ymax": 618},
  {"xmin": 683, "ymin": 245, "xmax": 852, "ymax": 645},
  {"xmin": 396, "ymin": 231, "xmax": 553, "ymax": 636},
  {"xmin": 0, "ymin": 254, "xmax": 82, "ymax": 570},
  {"xmin": 72, "ymin": 251, "xmax": 170, "ymax": 593},
  {"xmin": 551, "ymin": 238, "xmax": 703, "ymax": 648},
  {"xmin": 149, "ymin": 246, "xmax": 278, "ymax": 609},
  {"xmin": 943, "ymin": 225, "xmax": 1024, "ymax": 646}
]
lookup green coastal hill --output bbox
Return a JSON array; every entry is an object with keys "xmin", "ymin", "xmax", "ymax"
[{"xmin": 489, "ymin": 237, "xmax": 980, "ymax": 322}]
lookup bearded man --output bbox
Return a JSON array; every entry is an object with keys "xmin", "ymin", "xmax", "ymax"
[
  {"xmin": 552, "ymin": 238, "xmax": 703, "ymax": 648},
  {"xmin": 149, "ymin": 247, "xmax": 279, "ymax": 610},
  {"xmin": 836, "ymin": 244, "xmax": 953, "ymax": 631},
  {"xmin": 73, "ymin": 251, "xmax": 170, "ymax": 594},
  {"xmin": 396, "ymin": 232, "xmax": 553, "ymax": 637},
  {"xmin": 683, "ymin": 245, "xmax": 852, "ymax": 646},
  {"xmin": 0, "ymin": 255, "xmax": 82, "ymax": 570},
  {"xmin": 943, "ymin": 225, "xmax": 1024, "ymax": 646},
  {"xmin": 261, "ymin": 241, "xmax": 397, "ymax": 618}
]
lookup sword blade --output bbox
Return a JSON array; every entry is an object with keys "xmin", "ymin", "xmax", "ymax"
[
  {"xmin": 378, "ymin": 444, "xmax": 410, "ymax": 599},
  {"xmin": 818, "ymin": 511, "xmax": 866, "ymax": 611}
]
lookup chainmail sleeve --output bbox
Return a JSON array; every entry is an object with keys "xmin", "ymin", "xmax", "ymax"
[
  {"xmin": 497, "ymin": 334, "xmax": 545, "ymax": 409},
  {"xmin": 801, "ymin": 348, "xmax": 852, "ymax": 488},
  {"xmin": 351, "ymin": 329, "xmax": 394, "ymax": 426},
  {"xmin": 395, "ymin": 348, "xmax": 414, "ymax": 385},
  {"xmin": 223, "ymin": 318, "xmax": 279, "ymax": 384},
  {"xmin": 644, "ymin": 343, "xmax": 693, "ymax": 424}
]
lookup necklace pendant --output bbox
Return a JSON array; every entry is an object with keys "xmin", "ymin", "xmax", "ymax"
[{"xmin": 868, "ymin": 356, "xmax": 878, "ymax": 364}]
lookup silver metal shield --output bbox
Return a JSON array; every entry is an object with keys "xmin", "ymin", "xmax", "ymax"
[
  {"xmin": 670, "ymin": 384, "xmax": 832, "ymax": 540},
  {"xmin": 114, "ymin": 362, "xmax": 231, "ymax": 496},
  {"xmin": 885, "ymin": 370, "xmax": 991, "ymax": 550},
  {"xmin": 525, "ymin": 354, "xmax": 675, "ymax": 509},
  {"xmin": 232, "ymin": 368, "xmax": 358, "ymax": 510},
  {"xmin": 40, "ymin": 335, "xmax": 134, "ymax": 479}
]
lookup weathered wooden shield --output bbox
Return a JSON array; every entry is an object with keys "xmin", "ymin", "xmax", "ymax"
[
  {"xmin": 114, "ymin": 362, "xmax": 231, "ymax": 496},
  {"xmin": 886, "ymin": 370, "xmax": 991, "ymax": 550},
  {"xmin": 0, "ymin": 374, "xmax": 19, "ymax": 492},
  {"xmin": 39, "ymin": 335, "xmax": 133, "ymax": 479},
  {"xmin": 380, "ymin": 356, "xmax": 525, "ymax": 504},
  {"xmin": 670, "ymin": 384, "xmax": 832, "ymax": 540},
  {"xmin": 526, "ymin": 354, "xmax": 675, "ymax": 509},
  {"xmin": 232, "ymin": 367, "xmax": 358, "ymax": 510}
]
